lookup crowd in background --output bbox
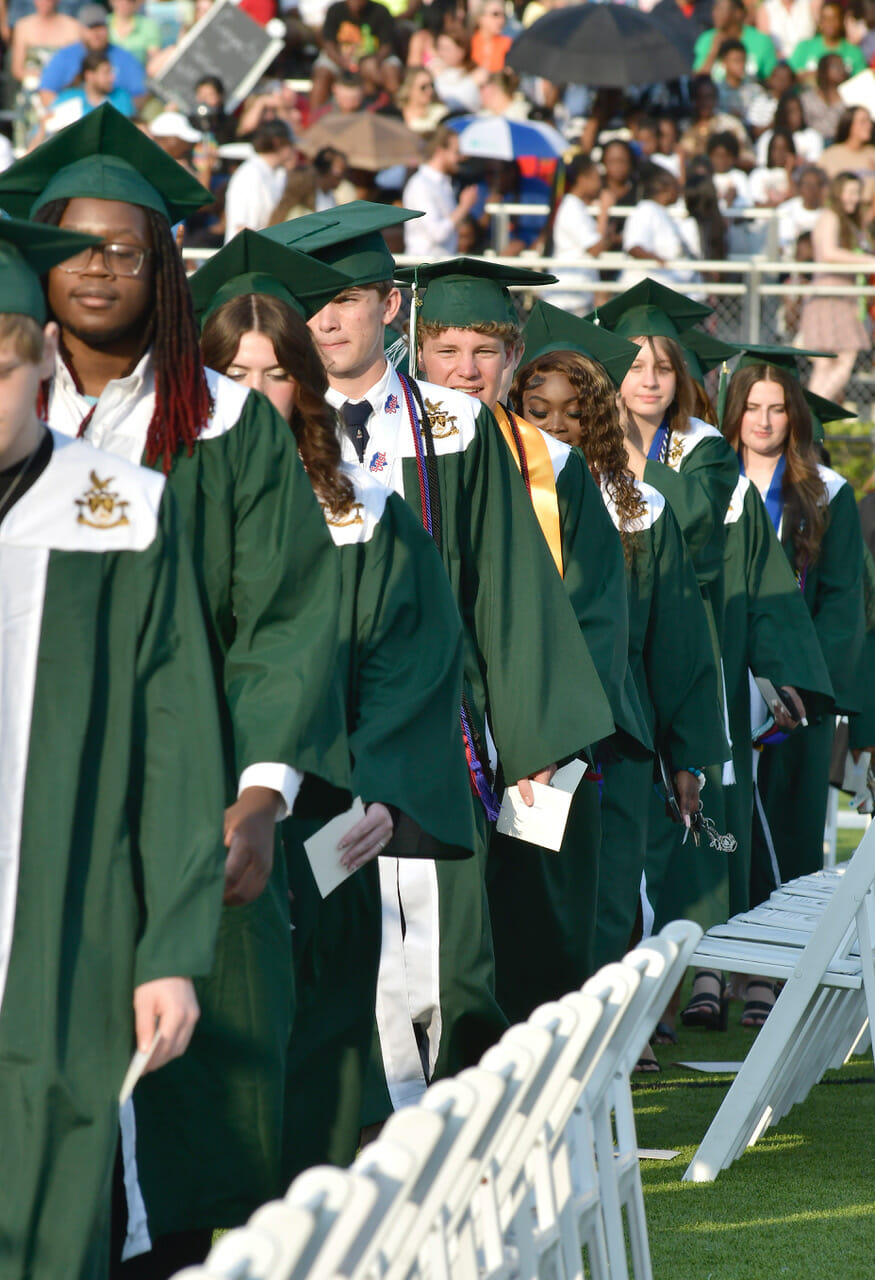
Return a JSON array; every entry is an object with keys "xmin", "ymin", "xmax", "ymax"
[{"xmin": 3, "ymin": 0, "xmax": 875, "ymax": 396}]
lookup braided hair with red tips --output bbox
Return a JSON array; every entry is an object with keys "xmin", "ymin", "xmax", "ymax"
[{"xmin": 34, "ymin": 200, "xmax": 212, "ymax": 474}]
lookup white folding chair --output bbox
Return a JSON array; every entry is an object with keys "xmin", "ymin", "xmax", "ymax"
[{"xmin": 686, "ymin": 821, "xmax": 875, "ymax": 1182}]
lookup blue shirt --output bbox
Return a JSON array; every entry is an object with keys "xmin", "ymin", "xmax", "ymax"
[
  {"xmin": 39, "ymin": 42, "xmax": 145, "ymax": 97},
  {"xmin": 52, "ymin": 85, "xmax": 135, "ymax": 118}
]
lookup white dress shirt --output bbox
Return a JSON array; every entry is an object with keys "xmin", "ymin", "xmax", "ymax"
[
  {"xmin": 402, "ymin": 164, "xmax": 459, "ymax": 256},
  {"xmin": 223, "ymin": 154, "xmax": 288, "ymax": 242},
  {"xmin": 545, "ymin": 192, "xmax": 601, "ymax": 316}
]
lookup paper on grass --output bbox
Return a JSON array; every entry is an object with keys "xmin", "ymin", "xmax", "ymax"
[
  {"xmin": 119, "ymin": 1029, "xmax": 162, "ymax": 1105},
  {"xmin": 304, "ymin": 796, "xmax": 366, "ymax": 899},
  {"xmin": 637, "ymin": 1149, "xmax": 679, "ymax": 1161},
  {"xmin": 496, "ymin": 760, "xmax": 588, "ymax": 852}
]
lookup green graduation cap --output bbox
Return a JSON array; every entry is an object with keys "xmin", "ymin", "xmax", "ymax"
[
  {"xmin": 721, "ymin": 341, "xmax": 842, "ymax": 438},
  {"xmin": 394, "ymin": 257, "xmax": 558, "ymax": 330},
  {"xmin": 678, "ymin": 328, "xmax": 740, "ymax": 385},
  {"xmin": 0, "ymin": 103, "xmax": 211, "ymax": 224},
  {"xmin": 732, "ymin": 341, "xmax": 836, "ymax": 373},
  {"xmin": 0, "ymin": 214, "xmax": 101, "ymax": 323},
  {"xmin": 586, "ymin": 278, "xmax": 713, "ymax": 341},
  {"xmin": 803, "ymin": 388, "xmax": 856, "ymax": 443},
  {"xmin": 521, "ymin": 299, "xmax": 641, "ymax": 389},
  {"xmin": 189, "ymin": 229, "xmax": 354, "ymax": 326},
  {"xmin": 261, "ymin": 200, "xmax": 423, "ymax": 288}
]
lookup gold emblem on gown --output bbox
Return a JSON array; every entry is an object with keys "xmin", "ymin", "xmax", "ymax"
[
  {"xmin": 325, "ymin": 501, "xmax": 364, "ymax": 527},
  {"xmin": 667, "ymin": 435, "xmax": 685, "ymax": 468},
  {"xmin": 424, "ymin": 398, "xmax": 459, "ymax": 439},
  {"xmin": 75, "ymin": 471, "xmax": 130, "ymax": 529}
]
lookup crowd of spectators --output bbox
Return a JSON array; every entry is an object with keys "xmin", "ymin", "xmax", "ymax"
[{"xmin": 2, "ymin": 0, "xmax": 875, "ymax": 380}]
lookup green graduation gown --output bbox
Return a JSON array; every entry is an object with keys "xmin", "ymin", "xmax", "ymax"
[
  {"xmin": 594, "ymin": 477, "xmax": 726, "ymax": 965},
  {"xmin": 488, "ymin": 414, "xmax": 651, "ymax": 1023},
  {"xmin": 641, "ymin": 418, "xmax": 738, "ymax": 931},
  {"xmin": 717, "ymin": 477, "xmax": 834, "ymax": 914},
  {"xmin": 753, "ymin": 464, "xmax": 865, "ymax": 884},
  {"xmin": 330, "ymin": 363, "xmax": 613, "ymax": 1122},
  {"xmin": 0, "ymin": 433, "xmax": 225, "ymax": 1280},
  {"xmin": 47, "ymin": 357, "xmax": 351, "ymax": 1236},
  {"xmin": 282, "ymin": 464, "xmax": 475, "ymax": 1181},
  {"xmin": 847, "ymin": 542, "xmax": 875, "ymax": 752}
]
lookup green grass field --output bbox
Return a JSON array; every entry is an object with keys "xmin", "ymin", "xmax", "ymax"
[{"xmin": 634, "ymin": 825, "xmax": 875, "ymax": 1280}]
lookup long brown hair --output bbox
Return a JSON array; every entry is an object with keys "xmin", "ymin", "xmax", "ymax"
[
  {"xmin": 825, "ymin": 170, "xmax": 870, "ymax": 251},
  {"xmin": 201, "ymin": 292, "xmax": 354, "ymax": 517},
  {"xmin": 622, "ymin": 334, "xmax": 696, "ymax": 437},
  {"xmin": 722, "ymin": 363, "xmax": 827, "ymax": 569},
  {"xmin": 510, "ymin": 350, "xmax": 645, "ymax": 564}
]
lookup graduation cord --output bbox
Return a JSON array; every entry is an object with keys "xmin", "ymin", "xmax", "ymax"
[
  {"xmin": 398, "ymin": 372, "xmax": 501, "ymax": 823},
  {"xmin": 398, "ymin": 373, "xmax": 442, "ymax": 543},
  {"xmin": 504, "ymin": 408, "xmax": 533, "ymax": 500}
]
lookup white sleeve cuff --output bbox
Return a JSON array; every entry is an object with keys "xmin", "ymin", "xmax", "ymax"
[{"xmin": 237, "ymin": 764, "xmax": 303, "ymax": 820}]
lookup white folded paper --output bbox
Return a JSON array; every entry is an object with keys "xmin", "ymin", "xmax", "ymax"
[
  {"xmin": 119, "ymin": 1029, "xmax": 162, "ymax": 1105},
  {"xmin": 304, "ymin": 796, "xmax": 366, "ymax": 898},
  {"xmin": 496, "ymin": 759, "xmax": 588, "ymax": 852}
]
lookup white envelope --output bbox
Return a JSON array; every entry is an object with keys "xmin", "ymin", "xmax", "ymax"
[
  {"xmin": 119, "ymin": 1029, "xmax": 162, "ymax": 1105},
  {"xmin": 304, "ymin": 796, "xmax": 367, "ymax": 899},
  {"xmin": 496, "ymin": 761, "xmax": 588, "ymax": 852}
]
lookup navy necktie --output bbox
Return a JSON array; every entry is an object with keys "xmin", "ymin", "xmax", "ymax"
[{"xmin": 341, "ymin": 399, "xmax": 372, "ymax": 463}]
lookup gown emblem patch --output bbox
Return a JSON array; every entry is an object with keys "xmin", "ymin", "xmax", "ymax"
[
  {"xmin": 667, "ymin": 436, "xmax": 685, "ymax": 468},
  {"xmin": 424, "ymin": 399, "xmax": 459, "ymax": 439},
  {"xmin": 326, "ymin": 501, "xmax": 364, "ymax": 527},
  {"xmin": 75, "ymin": 471, "xmax": 130, "ymax": 529}
]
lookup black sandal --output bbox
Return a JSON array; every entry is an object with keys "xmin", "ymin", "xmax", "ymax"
[
  {"xmin": 634, "ymin": 1042, "xmax": 661, "ymax": 1073},
  {"xmin": 741, "ymin": 980, "xmax": 778, "ymax": 1028},
  {"xmin": 680, "ymin": 969, "xmax": 728, "ymax": 1031},
  {"xmin": 653, "ymin": 1020, "xmax": 678, "ymax": 1045}
]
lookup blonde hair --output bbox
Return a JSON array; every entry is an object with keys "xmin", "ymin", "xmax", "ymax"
[
  {"xmin": 419, "ymin": 318, "xmax": 520, "ymax": 349},
  {"xmin": 0, "ymin": 314, "xmax": 44, "ymax": 362}
]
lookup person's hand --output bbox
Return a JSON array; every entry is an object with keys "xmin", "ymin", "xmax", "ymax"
[
  {"xmin": 516, "ymin": 764, "xmax": 557, "ymax": 807},
  {"xmin": 338, "ymin": 802, "xmax": 395, "ymax": 871},
  {"xmin": 772, "ymin": 685, "xmax": 805, "ymax": 730},
  {"xmin": 223, "ymin": 786, "xmax": 283, "ymax": 905},
  {"xmin": 133, "ymin": 977, "xmax": 200, "ymax": 1073},
  {"xmin": 674, "ymin": 769, "xmax": 701, "ymax": 824},
  {"xmin": 458, "ymin": 184, "xmax": 480, "ymax": 215}
]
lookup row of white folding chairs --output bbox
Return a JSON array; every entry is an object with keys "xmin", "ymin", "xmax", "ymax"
[{"xmin": 175, "ymin": 919, "xmax": 703, "ymax": 1280}]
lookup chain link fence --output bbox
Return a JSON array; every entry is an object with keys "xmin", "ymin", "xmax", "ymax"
[{"xmin": 186, "ymin": 230, "xmax": 875, "ymax": 491}]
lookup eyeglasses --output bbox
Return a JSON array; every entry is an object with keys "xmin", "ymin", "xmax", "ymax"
[
  {"xmin": 57, "ymin": 241, "xmax": 152, "ymax": 277},
  {"xmin": 416, "ymin": 79, "xmax": 434, "ymax": 90}
]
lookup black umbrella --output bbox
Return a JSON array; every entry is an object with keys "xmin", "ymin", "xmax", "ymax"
[{"xmin": 506, "ymin": 3, "xmax": 694, "ymax": 88}]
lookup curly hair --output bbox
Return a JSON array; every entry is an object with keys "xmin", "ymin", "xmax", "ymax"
[
  {"xmin": 200, "ymin": 292, "xmax": 355, "ymax": 518},
  {"xmin": 722, "ymin": 363, "xmax": 827, "ymax": 570},
  {"xmin": 35, "ymin": 199, "xmax": 211, "ymax": 474},
  {"xmin": 509, "ymin": 350, "xmax": 645, "ymax": 564}
]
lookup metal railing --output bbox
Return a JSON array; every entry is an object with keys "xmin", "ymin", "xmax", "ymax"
[{"xmin": 182, "ymin": 246, "xmax": 875, "ymax": 420}]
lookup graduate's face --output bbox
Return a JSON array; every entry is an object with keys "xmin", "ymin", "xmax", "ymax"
[
  {"xmin": 739, "ymin": 377, "xmax": 790, "ymax": 460},
  {"xmin": 419, "ymin": 327, "xmax": 514, "ymax": 410},
  {"xmin": 0, "ymin": 323, "xmax": 57, "ymax": 467},
  {"xmin": 307, "ymin": 285, "xmax": 400, "ymax": 383},
  {"xmin": 48, "ymin": 198, "xmax": 154, "ymax": 347},
  {"xmin": 224, "ymin": 330, "xmax": 297, "ymax": 422},
  {"xmin": 620, "ymin": 338, "xmax": 676, "ymax": 428},
  {"xmin": 519, "ymin": 369, "xmax": 583, "ymax": 446}
]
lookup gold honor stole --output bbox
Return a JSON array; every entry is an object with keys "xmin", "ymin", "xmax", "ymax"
[{"xmin": 495, "ymin": 403, "xmax": 564, "ymax": 577}]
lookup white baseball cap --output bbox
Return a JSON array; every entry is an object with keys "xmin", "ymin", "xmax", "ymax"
[{"xmin": 150, "ymin": 111, "xmax": 201, "ymax": 145}]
